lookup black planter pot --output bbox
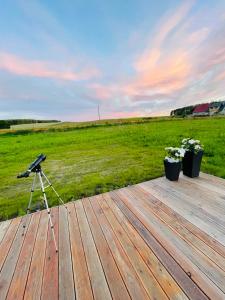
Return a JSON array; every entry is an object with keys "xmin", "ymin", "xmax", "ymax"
[
  {"xmin": 164, "ymin": 160, "xmax": 181, "ymax": 181},
  {"xmin": 182, "ymin": 150, "xmax": 203, "ymax": 178}
]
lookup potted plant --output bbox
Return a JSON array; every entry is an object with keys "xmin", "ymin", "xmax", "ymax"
[
  {"xmin": 181, "ymin": 138, "xmax": 204, "ymax": 178},
  {"xmin": 164, "ymin": 147, "xmax": 185, "ymax": 181}
]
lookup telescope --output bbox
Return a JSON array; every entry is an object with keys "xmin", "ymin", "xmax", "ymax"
[
  {"xmin": 17, "ymin": 154, "xmax": 46, "ymax": 178},
  {"xmin": 17, "ymin": 153, "xmax": 66, "ymax": 252}
]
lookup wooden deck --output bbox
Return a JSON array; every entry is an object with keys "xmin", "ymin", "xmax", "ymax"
[{"xmin": 0, "ymin": 172, "xmax": 225, "ymax": 299}]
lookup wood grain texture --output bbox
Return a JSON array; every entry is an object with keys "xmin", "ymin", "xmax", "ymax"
[
  {"xmin": 115, "ymin": 187, "xmax": 225, "ymax": 299},
  {"xmin": 132, "ymin": 185, "xmax": 225, "ymax": 272},
  {"xmin": 6, "ymin": 212, "xmax": 40, "ymax": 300},
  {"xmin": 105, "ymin": 193, "xmax": 189, "ymax": 300},
  {"xmin": 109, "ymin": 190, "xmax": 211, "ymax": 300},
  {"xmin": 0, "ymin": 221, "xmax": 11, "ymax": 245},
  {"xmin": 141, "ymin": 179, "xmax": 225, "ymax": 245},
  {"xmin": 23, "ymin": 211, "xmax": 48, "ymax": 300},
  {"xmin": 83, "ymin": 197, "xmax": 130, "ymax": 300},
  {"xmin": 41, "ymin": 207, "xmax": 59, "ymax": 300},
  {"xmin": 75, "ymin": 200, "xmax": 112, "ymax": 300},
  {"xmin": 0, "ymin": 172, "xmax": 225, "ymax": 299},
  {"xmin": 67, "ymin": 202, "xmax": 93, "ymax": 300},
  {"xmin": 58, "ymin": 205, "xmax": 75, "ymax": 300},
  {"xmin": 0, "ymin": 218, "xmax": 21, "ymax": 272},
  {"xmin": 0, "ymin": 215, "xmax": 31, "ymax": 300},
  {"xmin": 97, "ymin": 194, "xmax": 168, "ymax": 300},
  {"xmin": 91, "ymin": 196, "xmax": 150, "ymax": 300}
]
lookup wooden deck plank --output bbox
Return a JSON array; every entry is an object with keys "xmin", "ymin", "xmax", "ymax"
[
  {"xmin": 82, "ymin": 197, "xmax": 130, "ymax": 300},
  {"xmin": 0, "ymin": 218, "xmax": 21, "ymax": 272},
  {"xmin": 105, "ymin": 193, "xmax": 189, "ymax": 300},
  {"xmin": 136, "ymin": 185, "xmax": 225, "ymax": 259},
  {"xmin": 90, "ymin": 196, "xmax": 150, "ymax": 300},
  {"xmin": 145, "ymin": 179, "xmax": 225, "ymax": 233},
  {"xmin": 181, "ymin": 174, "xmax": 225, "ymax": 197},
  {"xmin": 133, "ymin": 185, "xmax": 225, "ymax": 272},
  {"xmin": 200, "ymin": 172, "xmax": 225, "ymax": 188},
  {"xmin": 125, "ymin": 185, "xmax": 225, "ymax": 291},
  {"xmin": 58, "ymin": 205, "xmax": 75, "ymax": 300},
  {"xmin": 0, "ymin": 215, "xmax": 31, "ymax": 300},
  {"xmin": 140, "ymin": 180, "xmax": 225, "ymax": 245},
  {"xmin": 123, "ymin": 186, "xmax": 225, "ymax": 292},
  {"xmin": 23, "ymin": 211, "xmax": 48, "ymax": 300},
  {"xmin": 114, "ymin": 188, "xmax": 225, "ymax": 299},
  {"xmin": 97, "ymin": 194, "xmax": 168, "ymax": 300},
  {"xmin": 41, "ymin": 207, "xmax": 59, "ymax": 300},
  {"xmin": 0, "ymin": 220, "xmax": 11, "ymax": 245},
  {"xmin": 0, "ymin": 172, "xmax": 225, "ymax": 299},
  {"xmin": 75, "ymin": 200, "xmax": 112, "ymax": 300},
  {"xmin": 159, "ymin": 177, "xmax": 225, "ymax": 222},
  {"xmin": 67, "ymin": 202, "xmax": 93, "ymax": 300},
  {"xmin": 6, "ymin": 212, "xmax": 41, "ymax": 300},
  {"xmin": 110, "ymin": 190, "xmax": 218, "ymax": 300}
]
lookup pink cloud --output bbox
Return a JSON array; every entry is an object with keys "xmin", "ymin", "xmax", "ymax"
[
  {"xmin": 85, "ymin": 2, "xmax": 225, "ymax": 120},
  {"xmin": 131, "ymin": 93, "xmax": 171, "ymax": 102},
  {"xmin": 135, "ymin": 1, "xmax": 195, "ymax": 72},
  {"xmin": 102, "ymin": 110, "xmax": 142, "ymax": 119},
  {"xmin": 125, "ymin": 2, "xmax": 225, "ymax": 112},
  {"xmin": 0, "ymin": 52, "xmax": 100, "ymax": 81},
  {"xmin": 87, "ymin": 83, "xmax": 114, "ymax": 100},
  {"xmin": 82, "ymin": 2, "xmax": 223, "ymax": 122}
]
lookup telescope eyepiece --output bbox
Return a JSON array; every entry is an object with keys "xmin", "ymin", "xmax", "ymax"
[{"xmin": 17, "ymin": 170, "xmax": 31, "ymax": 178}]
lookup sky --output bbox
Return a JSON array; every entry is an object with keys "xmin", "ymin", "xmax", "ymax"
[{"xmin": 0, "ymin": 0, "xmax": 225, "ymax": 121}]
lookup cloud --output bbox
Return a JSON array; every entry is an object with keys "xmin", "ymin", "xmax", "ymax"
[
  {"xmin": 102, "ymin": 110, "xmax": 142, "ymax": 119},
  {"xmin": 1, "ymin": 1, "xmax": 225, "ymax": 121},
  {"xmin": 0, "ymin": 52, "xmax": 100, "ymax": 81},
  {"xmin": 134, "ymin": 1, "xmax": 195, "ymax": 72},
  {"xmin": 131, "ymin": 93, "xmax": 172, "ymax": 102},
  {"xmin": 122, "ymin": 1, "xmax": 225, "ymax": 115},
  {"xmin": 87, "ymin": 83, "xmax": 114, "ymax": 100}
]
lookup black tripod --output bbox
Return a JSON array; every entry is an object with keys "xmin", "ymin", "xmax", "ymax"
[{"xmin": 23, "ymin": 165, "xmax": 66, "ymax": 252}]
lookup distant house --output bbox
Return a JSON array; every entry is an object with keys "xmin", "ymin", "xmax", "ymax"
[
  {"xmin": 170, "ymin": 105, "xmax": 195, "ymax": 117},
  {"xmin": 209, "ymin": 102, "xmax": 222, "ymax": 115},
  {"xmin": 192, "ymin": 103, "xmax": 210, "ymax": 116},
  {"xmin": 218, "ymin": 101, "xmax": 225, "ymax": 115}
]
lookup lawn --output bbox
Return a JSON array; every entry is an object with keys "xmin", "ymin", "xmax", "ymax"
[
  {"xmin": 10, "ymin": 122, "xmax": 61, "ymax": 130},
  {"xmin": 0, "ymin": 116, "xmax": 224, "ymax": 221}
]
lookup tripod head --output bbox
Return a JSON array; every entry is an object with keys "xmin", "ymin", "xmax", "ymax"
[{"xmin": 17, "ymin": 154, "xmax": 46, "ymax": 178}]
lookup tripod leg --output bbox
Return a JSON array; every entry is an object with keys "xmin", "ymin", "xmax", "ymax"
[
  {"xmin": 38, "ymin": 171, "xmax": 58, "ymax": 252},
  {"xmin": 27, "ymin": 172, "xmax": 37, "ymax": 214},
  {"xmin": 22, "ymin": 172, "xmax": 37, "ymax": 236},
  {"xmin": 41, "ymin": 171, "xmax": 66, "ymax": 208}
]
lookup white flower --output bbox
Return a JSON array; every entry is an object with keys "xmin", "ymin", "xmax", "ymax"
[
  {"xmin": 189, "ymin": 139, "xmax": 195, "ymax": 144},
  {"xmin": 195, "ymin": 145, "xmax": 201, "ymax": 150},
  {"xmin": 165, "ymin": 157, "xmax": 180, "ymax": 163},
  {"xmin": 179, "ymin": 148, "xmax": 186, "ymax": 156}
]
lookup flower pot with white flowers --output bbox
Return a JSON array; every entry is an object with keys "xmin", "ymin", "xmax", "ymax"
[
  {"xmin": 164, "ymin": 147, "xmax": 185, "ymax": 181},
  {"xmin": 181, "ymin": 138, "xmax": 204, "ymax": 178}
]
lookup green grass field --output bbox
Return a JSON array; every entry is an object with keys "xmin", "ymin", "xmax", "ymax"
[
  {"xmin": 10, "ymin": 122, "xmax": 61, "ymax": 130},
  {"xmin": 0, "ymin": 116, "xmax": 224, "ymax": 221}
]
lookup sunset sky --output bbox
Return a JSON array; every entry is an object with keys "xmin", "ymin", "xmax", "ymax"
[{"xmin": 0, "ymin": 0, "xmax": 225, "ymax": 121}]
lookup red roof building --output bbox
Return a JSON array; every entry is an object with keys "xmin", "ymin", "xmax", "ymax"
[{"xmin": 193, "ymin": 103, "xmax": 210, "ymax": 116}]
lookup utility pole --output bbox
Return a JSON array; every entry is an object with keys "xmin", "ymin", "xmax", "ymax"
[{"xmin": 98, "ymin": 104, "xmax": 100, "ymax": 121}]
